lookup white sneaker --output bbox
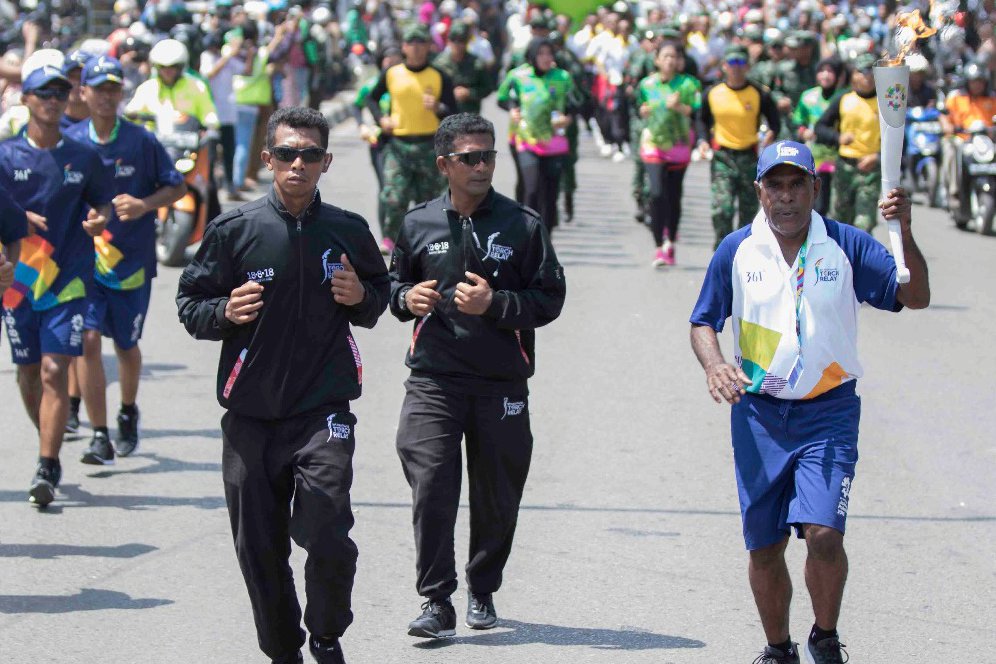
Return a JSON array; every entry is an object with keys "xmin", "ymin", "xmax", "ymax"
[
  {"xmin": 612, "ymin": 150, "xmax": 626, "ymax": 163},
  {"xmin": 600, "ymin": 144, "xmax": 613, "ymax": 157}
]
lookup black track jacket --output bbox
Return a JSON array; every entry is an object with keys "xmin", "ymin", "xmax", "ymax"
[
  {"xmin": 176, "ymin": 187, "xmax": 390, "ymax": 420},
  {"xmin": 389, "ymin": 188, "xmax": 566, "ymax": 395}
]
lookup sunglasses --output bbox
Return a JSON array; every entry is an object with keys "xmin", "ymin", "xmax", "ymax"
[
  {"xmin": 445, "ymin": 149, "xmax": 497, "ymax": 166},
  {"xmin": 269, "ymin": 146, "xmax": 328, "ymax": 163},
  {"xmin": 31, "ymin": 87, "xmax": 70, "ymax": 101},
  {"xmin": 726, "ymin": 58, "xmax": 748, "ymax": 67}
]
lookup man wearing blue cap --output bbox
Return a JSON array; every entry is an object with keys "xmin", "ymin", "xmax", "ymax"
[
  {"xmin": 0, "ymin": 63, "xmax": 114, "ymax": 508},
  {"xmin": 689, "ymin": 141, "xmax": 931, "ymax": 664},
  {"xmin": 64, "ymin": 56, "xmax": 187, "ymax": 464},
  {"xmin": 61, "ymin": 49, "xmax": 93, "ymax": 130}
]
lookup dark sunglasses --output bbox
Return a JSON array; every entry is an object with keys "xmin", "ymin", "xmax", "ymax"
[
  {"xmin": 31, "ymin": 87, "xmax": 70, "ymax": 101},
  {"xmin": 445, "ymin": 149, "xmax": 497, "ymax": 166},
  {"xmin": 726, "ymin": 58, "xmax": 748, "ymax": 67},
  {"xmin": 269, "ymin": 146, "xmax": 328, "ymax": 163}
]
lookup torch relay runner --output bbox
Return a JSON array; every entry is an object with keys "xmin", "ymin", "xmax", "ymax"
[{"xmin": 689, "ymin": 141, "xmax": 929, "ymax": 664}]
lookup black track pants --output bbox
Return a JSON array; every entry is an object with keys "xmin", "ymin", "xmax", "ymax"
[
  {"xmin": 518, "ymin": 150, "xmax": 564, "ymax": 232},
  {"xmin": 396, "ymin": 379, "xmax": 533, "ymax": 601},
  {"xmin": 645, "ymin": 162, "xmax": 688, "ymax": 245},
  {"xmin": 221, "ymin": 409, "xmax": 358, "ymax": 662}
]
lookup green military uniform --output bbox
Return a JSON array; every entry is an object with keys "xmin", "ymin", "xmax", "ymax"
[
  {"xmin": 553, "ymin": 35, "xmax": 592, "ymax": 220},
  {"xmin": 432, "ymin": 24, "xmax": 493, "ymax": 115},
  {"xmin": 772, "ymin": 32, "xmax": 817, "ymax": 140},
  {"xmin": 627, "ymin": 40, "xmax": 659, "ymax": 218}
]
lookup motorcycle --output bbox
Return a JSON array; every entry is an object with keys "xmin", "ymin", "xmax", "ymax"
[
  {"xmin": 951, "ymin": 120, "xmax": 996, "ymax": 235},
  {"xmin": 905, "ymin": 106, "xmax": 943, "ymax": 208},
  {"xmin": 151, "ymin": 113, "xmax": 219, "ymax": 266}
]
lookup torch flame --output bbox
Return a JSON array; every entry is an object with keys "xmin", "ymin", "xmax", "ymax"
[{"xmin": 884, "ymin": 9, "xmax": 939, "ymax": 66}]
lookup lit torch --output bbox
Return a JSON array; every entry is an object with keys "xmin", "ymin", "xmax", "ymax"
[{"xmin": 874, "ymin": 9, "xmax": 937, "ymax": 284}]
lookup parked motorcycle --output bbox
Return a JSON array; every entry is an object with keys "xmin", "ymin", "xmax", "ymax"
[
  {"xmin": 951, "ymin": 120, "xmax": 996, "ymax": 235},
  {"xmin": 905, "ymin": 106, "xmax": 943, "ymax": 208}
]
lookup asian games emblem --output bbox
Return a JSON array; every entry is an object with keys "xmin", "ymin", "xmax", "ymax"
[{"xmin": 885, "ymin": 83, "xmax": 907, "ymax": 111}]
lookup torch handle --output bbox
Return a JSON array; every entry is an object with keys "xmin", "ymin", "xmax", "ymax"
[{"xmin": 887, "ymin": 219, "xmax": 911, "ymax": 284}]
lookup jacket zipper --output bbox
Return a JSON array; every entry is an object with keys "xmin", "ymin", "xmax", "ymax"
[{"xmin": 297, "ymin": 218, "xmax": 303, "ymax": 319}]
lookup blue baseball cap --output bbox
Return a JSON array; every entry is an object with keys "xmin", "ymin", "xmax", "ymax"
[
  {"xmin": 756, "ymin": 140, "xmax": 816, "ymax": 181},
  {"xmin": 83, "ymin": 56, "xmax": 124, "ymax": 87},
  {"xmin": 62, "ymin": 49, "xmax": 91, "ymax": 75},
  {"xmin": 22, "ymin": 64, "xmax": 71, "ymax": 94}
]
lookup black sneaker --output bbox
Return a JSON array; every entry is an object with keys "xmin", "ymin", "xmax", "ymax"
[
  {"xmin": 65, "ymin": 408, "xmax": 80, "ymax": 435},
  {"xmin": 465, "ymin": 592, "xmax": 498, "ymax": 630},
  {"xmin": 29, "ymin": 461, "xmax": 61, "ymax": 507},
  {"xmin": 407, "ymin": 598, "xmax": 456, "ymax": 638},
  {"xmin": 115, "ymin": 408, "xmax": 140, "ymax": 457},
  {"xmin": 806, "ymin": 637, "xmax": 848, "ymax": 664},
  {"xmin": 308, "ymin": 636, "xmax": 346, "ymax": 664},
  {"xmin": 80, "ymin": 431, "xmax": 115, "ymax": 465},
  {"xmin": 752, "ymin": 643, "xmax": 801, "ymax": 664},
  {"xmin": 270, "ymin": 651, "xmax": 303, "ymax": 664}
]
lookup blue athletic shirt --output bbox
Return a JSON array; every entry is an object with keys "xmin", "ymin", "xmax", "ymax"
[
  {"xmin": 0, "ymin": 183, "xmax": 29, "ymax": 245},
  {"xmin": 65, "ymin": 118, "xmax": 183, "ymax": 289},
  {"xmin": 0, "ymin": 134, "xmax": 114, "ymax": 311},
  {"xmin": 690, "ymin": 211, "xmax": 902, "ymax": 400}
]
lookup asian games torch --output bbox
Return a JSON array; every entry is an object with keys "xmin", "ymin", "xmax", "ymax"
[
  {"xmin": 873, "ymin": 63, "xmax": 911, "ymax": 283},
  {"xmin": 872, "ymin": 8, "xmax": 939, "ymax": 284}
]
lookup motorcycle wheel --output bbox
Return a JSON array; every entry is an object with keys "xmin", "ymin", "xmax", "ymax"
[
  {"xmin": 922, "ymin": 160, "xmax": 941, "ymax": 208},
  {"xmin": 970, "ymin": 186, "xmax": 996, "ymax": 235},
  {"xmin": 157, "ymin": 208, "xmax": 195, "ymax": 267}
]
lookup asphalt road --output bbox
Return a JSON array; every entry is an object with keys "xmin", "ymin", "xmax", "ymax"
[{"xmin": 1, "ymin": 101, "xmax": 994, "ymax": 663}]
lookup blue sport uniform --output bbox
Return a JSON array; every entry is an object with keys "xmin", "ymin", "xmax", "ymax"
[
  {"xmin": 690, "ymin": 210, "xmax": 902, "ymax": 550},
  {"xmin": 0, "ymin": 184, "xmax": 29, "ymax": 245},
  {"xmin": 64, "ymin": 118, "xmax": 183, "ymax": 349},
  {"xmin": 0, "ymin": 135, "xmax": 114, "ymax": 363}
]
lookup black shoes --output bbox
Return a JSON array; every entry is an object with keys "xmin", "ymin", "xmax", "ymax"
[
  {"xmin": 80, "ymin": 430, "xmax": 115, "ymax": 465},
  {"xmin": 465, "ymin": 592, "xmax": 498, "ymax": 630},
  {"xmin": 805, "ymin": 637, "xmax": 848, "ymax": 664},
  {"xmin": 309, "ymin": 636, "xmax": 346, "ymax": 664},
  {"xmin": 753, "ymin": 643, "xmax": 801, "ymax": 664},
  {"xmin": 115, "ymin": 407, "xmax": 140, "ymax": 457},
  {"xmin": 29, "ymin": 460, "xmax": 61, "ymax": 508},
  {"xmin": 407, "ymin": 598, "xmax": 456, "ymax": 638},
  {"xmin": 65, "ymin": 407, "xmax": 80, "ymax": 435}
]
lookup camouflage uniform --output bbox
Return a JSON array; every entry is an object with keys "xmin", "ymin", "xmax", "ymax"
[
  {"xmin": 431, "ymin": 49, "xmax": 493, "ymax": 115},
  {"xmin": 774, "ymin": 59, "xmax": 817, "ymax": 139},
  {"xmin": 830, "ymin": 157, "xmax": 881, "ymax": 232},
  {"xmin": 711, "ymin": 148, "xmax": 760, "ymax": 247},
  {"xmin": 627, "ymin": 47, "xmax": 657, "ymax": 216},
  {"xmin": 381, "ymin": 140, "xmax": 445, "ymax": 241}
]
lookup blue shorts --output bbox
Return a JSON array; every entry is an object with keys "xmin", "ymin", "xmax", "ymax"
[
  {"xmin": 730, "ymin": 382, "xmax": 860, "ymax": 551},
  {"xmin": 2, "ymin": 299, "xmax": 88, "ymax": 365},
  {"xmin": 83, "ymin": 281, "xmax": 151, "ymax": 350}
]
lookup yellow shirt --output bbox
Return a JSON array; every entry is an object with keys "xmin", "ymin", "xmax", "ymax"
[
  {"xmin": 385, "ymin": 64, "xmax": 445, "ymax": 137},
  {"xmin": 706, "ymin": 83, "xmax": 763, "ymax": 151},
  {"xmin": 838, "ymin": 91, "xmax": 880, "ymax": 159}
]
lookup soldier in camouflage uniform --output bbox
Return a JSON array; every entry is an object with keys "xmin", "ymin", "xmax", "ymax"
[
  {"xmin": 432, "ymin": 23, "xmax": 494, "ymax": 115},
  {"xmin": 627, "ymin": 27, "xmax": 660, "ymax": 223},
  {"xmin": 746, "ymin": 27, "xmax": 782, "ymax": 91},
  {"xmin": 772, "ymin": 31, "xmax": 817, "ymax": 140},
  {"xmin": 815, "ymin": 54, "xmax": 881, "ymax": 231},
  {"xmin": 552, "ymin": 30, "xmax": 591, "ymax": 222},
  {"xmin": 696, "ymin": 46, "xmax": 781, "ymax": 247}
]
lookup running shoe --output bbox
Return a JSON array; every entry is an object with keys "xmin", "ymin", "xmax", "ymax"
[
  {"xmin": 308, "ymin": 636, "xmax": 346, "ymax": 664},
  {"xmin": 380, "ymin": 237, "xmax": 395, "ymax": 255},
  {"xmin": 465, "ymin": 592, "xmax": 498, "ymax": 630},
  {"xmin": 65, "ymin": 407, "xmax": 80, "ymax": 435},
  {"xmin": 599, "ymin": 143, "xmax": 613, "ymax": 157},
  {"xmin": 29, "ymin": 461, "xmax": 61, "ymax": 508},
  {"xmin": 80, "ymin": 430, "xmax": 115, "ymax": 465},
  {"xmin": 611, "ymin": 149, "xmax": 627, "ymax": 163},
  {"xmin": 652, "ymin": 248, "xmax": 667, "ymax": 267},
  {"xmin": 752, "ymin": 643, "xmax": 801, "ymax": 664},
  {"xmin": 662, "ymin": 244, "xmax": 676, "ymax": 266},
  {"xmin": 805, "ymin": 637, "xmax": 848, "ymax": 664},
  {"xmin": 115, "ymin": 408, "xmax": 140, "ymax": 457},
  {"xmin": 407, "ymin": 598, "xmax": 456, "ymax": 638}
]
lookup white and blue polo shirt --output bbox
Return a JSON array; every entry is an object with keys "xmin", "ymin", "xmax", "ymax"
[{"xmin": 691, "ymin": 211, "xmax": 903, "ymax": 400}]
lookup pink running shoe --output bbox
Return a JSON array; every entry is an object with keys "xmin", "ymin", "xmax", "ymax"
[
  {"xmin": 381, "ymin": 237, "xmax": 395, "ymax": 255},
  {"xmin": 662, "ymin": 244, "xmax": 676, "ymax": 266},
  {"xmin": 652, "ymin": 248, "xmax": 667, "ymax": 267}
]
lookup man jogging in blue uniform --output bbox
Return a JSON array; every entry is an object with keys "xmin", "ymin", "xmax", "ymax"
[{"xmin": 689, "ymin": 141, "xmax": 930, "ymax": 664}]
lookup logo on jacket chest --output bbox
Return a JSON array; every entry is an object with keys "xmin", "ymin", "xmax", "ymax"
[
  {"xmin": 427, "ymin": 241, "xmax": 449, "ymax": 256},
  {"xmin": 474, "ymin": 231, "xmax": 514, "ymax": 277},
  {"xmin": 321, "ymin": 248, "xmax": 344, "ymax": 283},
  {"xmin": 813, "ymin": 258, "xmax": 839, "ymax": 283},
  {"xmin": 114, "ymin": 159, "xmax": 136, "ymax": 178},
  {"xmin": 246, "ymin": 267, "xmax": 275, "ymax": 282},
  {"xmin": 13, "ymin": 168, "xmax": 31, "ymax": 181},
  {"xmin": 63, "ymin": 163, "xmax": 84, "ymax": 185}
]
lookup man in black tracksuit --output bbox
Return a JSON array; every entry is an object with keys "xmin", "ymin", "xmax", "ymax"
[
  {"xmin": 176, "ymin": 108, "xmax": 389, "ymax": 664},
  {"xmin": 389, "ymin": 113, "xmax": 566, "ymax": 638}
]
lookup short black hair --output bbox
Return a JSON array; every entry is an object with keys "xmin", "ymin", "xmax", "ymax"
[
  {"xmin": 434, "ymin": 113, "xmax": 495, "ymax": 156},
  {"xmin": 267, "ymin": 107, "xmax": 330, "ymax": 149}
]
